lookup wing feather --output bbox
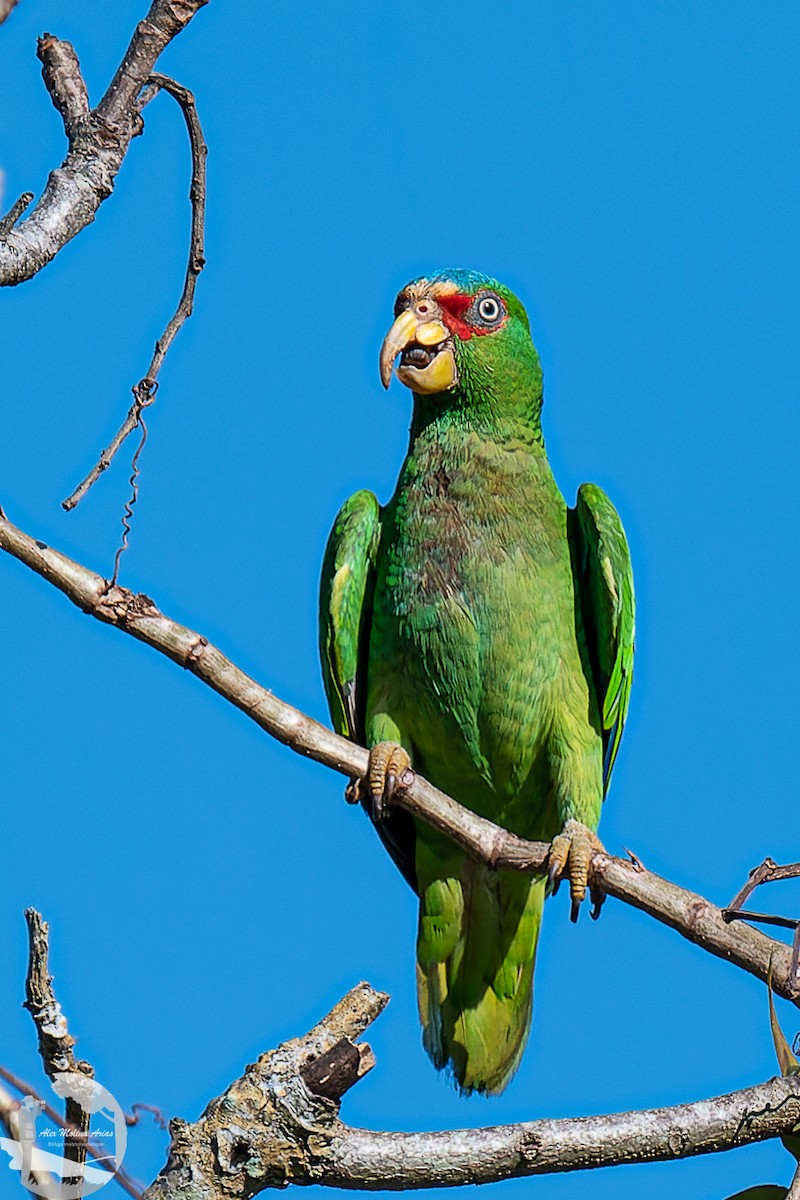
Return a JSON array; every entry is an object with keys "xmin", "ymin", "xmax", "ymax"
[
  {"xmin": 319, "ymin": 491, "xmax": 418, "ymax": 890},
  {"xmin": 570, "ymin": 483, "xmax": 635, "ymax": 794},
  {"xmin": 319, "ymin": 490, "xmax": 381, "ymax": 741}
]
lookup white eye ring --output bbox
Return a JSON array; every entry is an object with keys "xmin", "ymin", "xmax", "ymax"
[{"xmin": 477, "ymin": 295, "xmax": 501, "ymax": 323}]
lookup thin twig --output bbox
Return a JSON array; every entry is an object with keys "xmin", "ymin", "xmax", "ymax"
[
  {"xmin": 0, "ymin": 1064, "xmax": 145, "ymax": 1200},
  {"xmin": 63, "ymin": 72, "xmax": 207, "ymax": 516},
  {"xmin": 0, "ymin": 1081, "xmax": 56, "ymax": 1198},
  {"xmin": 726, "ymin": 859, "xmax": 800, "ymax": 912},
  {"xmin": 724, "ymin": 910, "xmax": 799, "ymax": 932},
  {"xmin": 0, "ymin": 191, "xmax": 33, "ymax": 235},
  {"xmin": 723, "ymin": 859, "xmax": 800, "ymax": 993},
  {"xmin": 127, "ymin": 1103, "xmax": 168, "ymax": 1132},
  {"xmin": 0, "ymin": 1064, "xmax": 66, "ymax": 1130},
  {"xmin": 110, "ymin": 410, "xmax": 151, "ymax": 586},
  {"xmin": 0, "ymin": 507, "xmax": 798, "ymax": 1008}
]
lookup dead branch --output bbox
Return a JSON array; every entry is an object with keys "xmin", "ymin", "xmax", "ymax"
[
  {"xmin": 0, "ymin": 192, "xmax": 33, "ymax": 235},
  {"xmin": 22, "ymin": 910, "xmax": 144, "ymax": 1197},
  {"xmin": 0, "ymin": 1062, "xmax": 144, "ymax": 1200},
  {"xmin": 0, "ymin": 0, "xmax": 208, "ymax": 286},
  {"xmin": 0, "ymin": 0, "xmax": 20, "ymax": 26},
  {"xmin": 0, "ymin": 506, "xmax": 797, "ymax": 1010},
  {"xmin": 724, "ymin": 859, "xmax": 800, "ymax": 991},
  {"xmin": 139, "ymin": 983, "xmax": 800, "ymax": 1197},
  {"xmin": 38, "ymin": 34, "xmax": 90, "ymax": 140},
  {"xmin": 62, "ymin": 71, "xmax": 207, "ymax": 517},
  {"xmin": 25, "ymin": 909, "xmax": 94, "ymax": 1187}
]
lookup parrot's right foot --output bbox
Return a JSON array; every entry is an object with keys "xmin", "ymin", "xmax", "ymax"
[
  {"xmin": 365, "ymin": 741, "xmax": 414, "ymax": 821},
  {"xmin": 547, "ymin": 819, "xmax": 605, "ymax": 924}
]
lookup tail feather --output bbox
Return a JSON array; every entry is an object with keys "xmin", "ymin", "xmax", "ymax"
[{"xmin": 416, "ymin": 851, "xmax": 545, "ymax": 1095}]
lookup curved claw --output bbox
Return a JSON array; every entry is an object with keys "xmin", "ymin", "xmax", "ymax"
[
  {"xmin": 547, "ymin": 819, "xmax": 605, "ymax": 922},
  {"xmin": 368, "ymin": 741, "xmax": 413, "ymax": 821},
  {"xmin": 589, "ymin": 882, "xmax": 606, "ymax": 921},
  {"xmin": 546, "ymin": 860, "xmax": 562, "ymax": 898}
]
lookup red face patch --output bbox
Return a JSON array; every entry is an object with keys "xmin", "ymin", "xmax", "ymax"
[{"xmin": 437, "ymin": 292, "xmax": 506, "ymax": 340}]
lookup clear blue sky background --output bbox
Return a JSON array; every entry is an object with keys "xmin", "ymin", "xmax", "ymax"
[{"xmin": 1, "ymin": 2, "xmax": 799, "ymax": 1197}]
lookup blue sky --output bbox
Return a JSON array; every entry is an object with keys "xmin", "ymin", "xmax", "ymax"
[{"xmin": 1, "ymin": 2, "xmax": 799, "ymax": 1197}]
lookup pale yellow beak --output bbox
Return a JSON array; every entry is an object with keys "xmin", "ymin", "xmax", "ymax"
[{"xmin": 379, "ymin": 307, "xmax": 458, "ymax": 394}]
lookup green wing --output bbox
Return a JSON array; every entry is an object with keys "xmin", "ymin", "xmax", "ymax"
[
  {"xmin": 319, "ymin": 490, "xmax": 417, "ymax": 890},
  {"xmin": 570, "ymin": 483, "xmax": 635, "ymax": 794},
  {"xmin": 319, "ymin": 489, "xmax": 381, "ymax": 741}
]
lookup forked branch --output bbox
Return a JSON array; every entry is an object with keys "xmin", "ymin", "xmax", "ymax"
[
  {"xmin": 139, "ymin": 983, "xmax": 800, "ymax": 1195},
  {"xmin": 13, "ymin": 916, "xmax": 797, "ymax": 1195},
  {"xmin": 0, "ymin": 0, "xmax": 208, "ymax": 286}
]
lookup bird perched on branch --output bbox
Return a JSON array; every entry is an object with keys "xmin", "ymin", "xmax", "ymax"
[{"xmin": 319, "ymin": 269, "xmax": 634, "ymax": 1095}]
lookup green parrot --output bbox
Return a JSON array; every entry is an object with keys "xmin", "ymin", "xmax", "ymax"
[{"xmin": 319, "ymin": 269, "xmax": 634, "ymax": 1095}]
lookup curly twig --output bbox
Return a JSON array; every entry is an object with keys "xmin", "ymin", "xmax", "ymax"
[{"xmin": 63, "ymin": 72, "xmax": 207, "ymax": 514}]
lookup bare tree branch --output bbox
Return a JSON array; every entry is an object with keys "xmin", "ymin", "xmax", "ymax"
[
  {"xmin": 24, "ymin": 909, "xmax": 94, "ymax": 1186},
  {"xmin": 1, "ymin": 506, "xmax": 797, "ymax": 1011},
  {"xmin": 0, "ymin": 1062, "xmax": 145, "ymax": 1200},
  {"xmin": 20, "ymin": 911, "xmax": 145, "ymax": 1198},
  {"xmin": 138, "ymin": 983, "xmax": 800, "ymax": 1197},
  {"xmin": 0, "ymin": 0, "xmax": 208, "ymax": 286},
  {"xmin": 0, "ymin": 192, "xmax": 33, "ymax": 235},
  {"xmin": 0, "ymin": 0, "xmax": 21, "ymax": 27},
  {"xmin": 24, "ymin": 909, "xmax": 84, "ymax": 1081},
  {"xmin": 62, "ymin": 71, "xmax": 208, "ymax": 520},
  {"xmin": 38, "ymin": 34, "xmax": 90, "ymax": 139}
]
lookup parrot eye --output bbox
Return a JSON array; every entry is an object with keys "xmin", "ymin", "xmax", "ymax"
[{"xmin": 474, "ymin": 293, "xmax": 504, "ymax": 326}]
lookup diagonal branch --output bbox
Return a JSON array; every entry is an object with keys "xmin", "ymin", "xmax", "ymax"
[
  {"xmin": 0, "ymin": 1082, "xmax": 57, "ymax": 1199},
  {"xmin": 0, "ymin": 1063, "xmax": 144, "ymax": 1200},
  {"xmin": 0, "ymin": 0, "xmax": 208, "ymax": 286},
  {"xmin": 0, "ymin": 503, "xmax": 797, "ymax": 1006}
]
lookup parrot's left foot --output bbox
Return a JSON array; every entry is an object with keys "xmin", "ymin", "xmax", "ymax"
[
  {"xmin": 547, "ymin": 819, "xmax": 605, "ymax": 924},
  {"xmin": 363, "ymin": 741, "xmax": 414, "ymax": 821}
]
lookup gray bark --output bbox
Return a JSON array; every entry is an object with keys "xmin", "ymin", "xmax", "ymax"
[{"xmin": 0, "ymin": 0, "xmax": 208, "ymax": 286}]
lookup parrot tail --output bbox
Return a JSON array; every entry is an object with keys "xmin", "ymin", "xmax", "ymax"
[{"xmin": 415, "ymin": 852, "xmax": 545, "ymax": 1096}]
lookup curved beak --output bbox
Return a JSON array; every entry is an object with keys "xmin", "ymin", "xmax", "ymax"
[{"xmin": 379, "ymin": 308, "xmax": 458, "ymax": 394}]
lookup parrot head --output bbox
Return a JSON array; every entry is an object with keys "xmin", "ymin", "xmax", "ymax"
[{"xmin": 379, "ymin": 269, "xmax": 542, "ymax": 423}]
